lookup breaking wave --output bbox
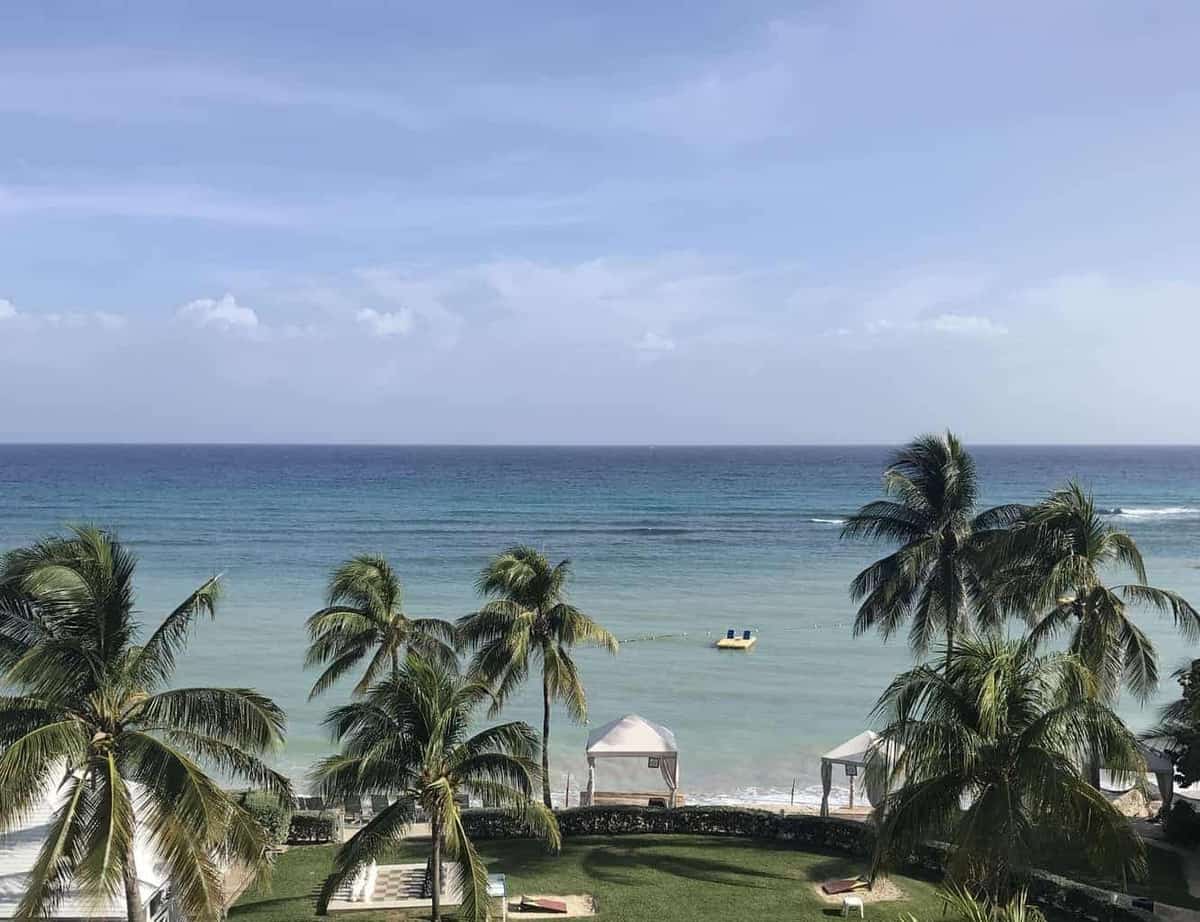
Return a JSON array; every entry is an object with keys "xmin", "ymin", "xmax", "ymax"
[{"xmin": 1107, "ymin": 506, "xmax": 1200, "ymax": 520}]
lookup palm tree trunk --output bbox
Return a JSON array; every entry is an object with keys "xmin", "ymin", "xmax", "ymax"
[
  {"xmin": 542, "ymin": 668, "xmax": 553, "ymax": 808},
  {"xmin": 430, "ymin": 814, "xmax": 442, "ymax": 922},
  {"xmin": 124, "ymin": 841, "xmax": 147, "ymax": 922}
]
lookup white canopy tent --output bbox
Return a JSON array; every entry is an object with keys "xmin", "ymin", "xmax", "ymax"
[
  {"xmin": 1102, "ymin": 743, "xmax": 1177, "ymax": 809},
  {"xmin": 819, "ymin": 730, "xmax": 900, "ymax": 817},
  {"xmin": 0, "ymin": 775, "xmax": 172, "ymax": 921},
  {"xmin": 583, "ymin": 714, "xmax": 680, "ymax": 807}
]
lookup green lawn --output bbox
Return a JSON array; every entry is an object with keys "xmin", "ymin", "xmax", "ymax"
[{"xmin": 230, "ymin": 835, "xmax": 946, "ymax": 921}]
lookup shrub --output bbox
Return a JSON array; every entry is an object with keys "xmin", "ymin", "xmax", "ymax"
[
  {"xmin": 1164, "ymin": 800, "xmax": 1200, "ymax": 848},
  {"xmin": 236, "ymin": 791, "xmax": 293, "ymax": 847},
  {"xmin": 289, "ymin": 813, "xmax": 336, "ymax": 844}
]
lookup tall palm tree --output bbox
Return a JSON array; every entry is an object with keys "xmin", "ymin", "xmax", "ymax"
[
  {"xmin": 0, "ymin": 526, "xmax": 291, "ymax": 922},
  {"xmin": 842, "ymin": 432, "xmax": 1024, "ymax": 661},
  {"xmin": 457, "ymin": 546, "xmax": 618, "ymax": 807},
  {"xmin": 867, "ymin": 634, "xmax": 1145, "ymax": 901},
  {"xmin": 313, "ymin": 655, "xmax": 559, "ymax": 921},
  {"xmin": 304, "ymin": 554, "xmax": 458, "ymax": 699},
  {"xmin": 999, "ymin": 483, "xmax": 1200, "ymax": 704}
]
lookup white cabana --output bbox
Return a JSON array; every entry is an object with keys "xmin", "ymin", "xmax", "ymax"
[
  {"xmin": 583, "ymin": 714, "xmax": 680, "ymax": 807},
  {"xmin": 0, "ymin": 775, "xmax": 173, "ymax": 921},
  {"xmin": 1102, "ymin": 743, "xmax": 1177, "ymax": 809},
  {"xmin": 819, "ymin": 730, "xmax": 900, "ymax": 817}
]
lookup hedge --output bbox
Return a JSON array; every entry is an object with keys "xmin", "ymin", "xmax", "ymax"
[
  {"xmin": 1164, "ymin": 800, "xmax": 1200, "ymax": 848},
  {"xmin": 289, "ymin": 813, "xmax": 337, "ymax": 844},
  {"xmin": 236, "ymin": 791, "xmax": 293, "ymax": 848},
  {"xmin": 462, "ymin": 805, "xmax": 1151, "ymax": 922}
]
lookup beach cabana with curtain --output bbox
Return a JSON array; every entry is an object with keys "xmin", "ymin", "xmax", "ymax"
[
  {"xmin": 819, "ymin": 730, "xmax": 898, "ymax": 817},
  {"xmin": 582, "ymin": 714, "xmax": 680, "ymax": 807}
]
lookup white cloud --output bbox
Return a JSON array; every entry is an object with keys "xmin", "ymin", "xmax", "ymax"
[
  {"xmin": 356, "ymin": 307, "xmax": 414, "ymax": 337},
  {"xmin": 0, "ymin": 298, "xmax": 127, "ymax": 330},
  {"xmin": 178, "ymin": 293, "xmax": 259, "ymax": 331},
  {"xmin": 929, "ymin": 313, "xmax": 1007, "ymax": 336},
  {"xmin": 633, "ymin": 331, "xmax": 677, "ymax": 354}
]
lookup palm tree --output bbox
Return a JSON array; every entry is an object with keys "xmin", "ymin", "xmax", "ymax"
[
  {"xmin": 313, "ymin": 655, "xmax": 559, "ymax": 921},
  {"xmin": 1144, "ymin": 659, "xmax": 1200, "ymax": 787},
  {"xmin": 842, "ymin": 432, "xmax": 1024, "ymax": 661},
  {"xmin": 0, "ymin": 526, "xmax": 291, "ymax": 922},
  {"xmin": 999, "ymin": 482, "xmax": 1200, "ymax": 704},
  {"xmin": 457, "ymin": 546, "xmax": 618, "ymax": 807},
  {"xmin": 867, "ymin": 634, "xmax": 1145, "ymax": 901},
  {"xmin": 898, "ymin": 885, "xmax": 1045, "ymax": 922},
  {"xmin": 304, "ymin": 554, "xmax": 458, "ymax": 699}
]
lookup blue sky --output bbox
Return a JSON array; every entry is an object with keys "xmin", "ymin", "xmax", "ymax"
[{"xmin": 2, "ymin": 2, "xmax": 1199, "ymax": 443}]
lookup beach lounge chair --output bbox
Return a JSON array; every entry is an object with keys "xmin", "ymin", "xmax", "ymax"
[
  {"xmin": 517, "ymin": 897, "xmax": 568, "ymax": 914},
  {"xmin": 822, "ymin": 877, "xmax": 867, "ymax": 895},
  {"xmin": 726, "ymin": 629, "xmax": 736, "ymax": 639},
  {"xmin": 742, "ymin": 629, "xmax": 752, "ymax": 641},
  {"xmin": 370, "ymin": 794, "xmax": 390, "ymax": 815}
]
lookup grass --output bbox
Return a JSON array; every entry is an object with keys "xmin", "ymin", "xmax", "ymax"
[{"xmin": 230, "ymin": 834, "xmax": 946, "ymax": 921}]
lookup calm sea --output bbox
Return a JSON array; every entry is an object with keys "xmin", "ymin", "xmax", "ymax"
[{"xmin": 1, "ymin": 445, "xmax": 1198, "ymax": 806}]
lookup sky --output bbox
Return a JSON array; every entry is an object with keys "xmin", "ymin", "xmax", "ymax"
[{"xmin": 2, "ymin": 1, "xmax": 1199, "ymax": 444}]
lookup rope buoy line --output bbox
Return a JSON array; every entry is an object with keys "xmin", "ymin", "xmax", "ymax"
[{"xmin": 617, "ymin": 632, "xmax": 690, "ymax": 644}]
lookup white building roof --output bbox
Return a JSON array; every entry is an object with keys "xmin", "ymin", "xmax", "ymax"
[
  {"xmin": 0, "ymin": 775, "xmax": 167, "ymax": 920},
  {"xmin": 586, "ymin": 714, "xmax": 678, "ymax": 758}
]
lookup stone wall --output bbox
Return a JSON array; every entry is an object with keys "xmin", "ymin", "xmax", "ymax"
[{"xmin": 463, "ymin": 804, "xmax": 870, "ymax": 854}]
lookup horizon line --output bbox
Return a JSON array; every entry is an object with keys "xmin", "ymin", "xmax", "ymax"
[{"xmin": 2, "ymin": 441, "xmax": 1200, "ymax": 449}]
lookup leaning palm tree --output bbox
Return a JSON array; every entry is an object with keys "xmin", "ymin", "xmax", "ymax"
[
  {"xmin": 997, "ymin": 482, "xmax": 1200, "ymax": 704},
  {"xmin": 313, "ymin": 655, "xmax": 559, "ymax": 921},
  {"xmin": 842, "ymin": 432, "xmax": 1024, "ymax": 661},
  {"xmin": 867, "ymin": 634, "xmax": 1146, "ymax": 902},
  {"xmin": 0, "ymin": 526, "xmax": 291, "ymax": 922},
  {"xmin": 304, "ymin": 554, "xmax": 458, "ymax": 699},
  {"xmin": 457, "ymin": 546, "xmax": 618, "ymax": 806}
]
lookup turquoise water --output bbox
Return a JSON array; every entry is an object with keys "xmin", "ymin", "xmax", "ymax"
[{"xmin": 1, "ymin": 445, "xmax": 1198, "ymax": 806}]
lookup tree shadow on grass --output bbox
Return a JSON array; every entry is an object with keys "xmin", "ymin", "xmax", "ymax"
[
  {"xmin": 576, "ymin": 840, "xmax": 795, "ymax": 889},
  {"xmin": 801, "ymin": 855, "xmax": 867, "ymax": 883}
]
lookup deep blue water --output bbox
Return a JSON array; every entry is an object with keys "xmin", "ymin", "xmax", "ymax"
[{"xmin": 1, "ymin": 445, "xmax": 1198, "ymax": 805}]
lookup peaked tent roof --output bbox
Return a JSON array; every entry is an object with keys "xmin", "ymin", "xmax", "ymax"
[
  {"xmin": 586, "ymin": 714, "xmax": 678, "ymax": 757},
  {"xmin": 0, "ymin": 775, "xmax": 166, "ymax": 920},
  {"xmin": 821, "ymin": 730, "xmax": 880, "ymax": 767}
]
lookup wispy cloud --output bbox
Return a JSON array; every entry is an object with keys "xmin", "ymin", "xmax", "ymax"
[
  {"xmin": 0, "ymin": 53, "xmax": 426, "ymax": 126},
  {"xmin": 0, "ymin": 297, "xmax": 126, "ymax": 330},
  {"xmin": 929, "ymin": 313, "xmax": 1007, "ymax": 336},
  {"xmin": 0, "ymin": 183, "xmax": 302, "ymax": 227},
  {"xmin": 633, "ymin": 331, "xmax": 677, "ymax": 355}
]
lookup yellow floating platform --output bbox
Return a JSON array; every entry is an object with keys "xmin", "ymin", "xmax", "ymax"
[{"xmin": 716, "ymin": 633, "xmax": 757, "ymax": 650}]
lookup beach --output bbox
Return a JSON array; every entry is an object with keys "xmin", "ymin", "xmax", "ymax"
[{"xmin": 1, "ymin": 444, "xmax": 1198, "ymax": 808}]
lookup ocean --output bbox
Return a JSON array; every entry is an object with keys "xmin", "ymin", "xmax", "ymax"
[{"xmin": 1, "ymin": 445, "xmax": 1198, "ymax": 808}]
